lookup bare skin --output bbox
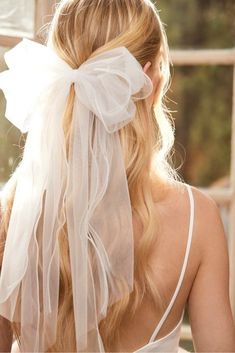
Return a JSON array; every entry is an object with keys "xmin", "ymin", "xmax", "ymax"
[{"xmin": 118, "ymin": 181, "xmax": 235, "ymax": 352}]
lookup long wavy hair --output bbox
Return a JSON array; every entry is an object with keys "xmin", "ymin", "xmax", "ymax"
[{"xmin": 0, "ymin": 0, "xmax": 181, "ymax": 351}]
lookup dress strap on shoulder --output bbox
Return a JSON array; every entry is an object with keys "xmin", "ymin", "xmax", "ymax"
[{"xmin": 148, "ymin": 183, "xmax": 195, "ymax": 342}]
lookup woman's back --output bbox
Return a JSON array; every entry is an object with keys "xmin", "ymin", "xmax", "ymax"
[
  {"xmin": 7, "ymin": 180, "xmax": 235, "ymax": 352},
  {"xmin": 117, "ymin": 181, "xmax": 235, "ymax": 352}
]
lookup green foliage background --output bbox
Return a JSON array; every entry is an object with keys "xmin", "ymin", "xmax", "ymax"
[{"xmin": 157, "ymin": 0, "xmax": 235, "ymax": 186}]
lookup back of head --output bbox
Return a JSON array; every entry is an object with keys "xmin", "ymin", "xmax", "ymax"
[{"xmin": 48, "ymin": 0, "xmax": 166, "ymax": 72}]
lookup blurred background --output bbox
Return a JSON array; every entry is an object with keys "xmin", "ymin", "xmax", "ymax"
[
  {"xmin": 159, "ymin": 0, "xmax": 235, "ymax": 188},
  {"xmin": 0, "ymin": 1, "xmax": 234, "ymax": 352}
]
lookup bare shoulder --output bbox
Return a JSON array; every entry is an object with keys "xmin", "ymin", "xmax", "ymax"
[
  {"xmin": 153, "ymin": 178, "xmax": 222, "ymax": 234},
  {"xmin": 167, "ymin": 181, "xmax": 224, "ymax": 238},
  {"xmin": 190, "ymin": 183, "xmax": 220, "ymax": 220},
  {"xmin": 152, "ymin": 178, "xmax": 229, "ymax": 272},
  {"xmin": 182, "ymin": 183, "xmax": 235, "ymax": 351},
  {"xmin": 163, "ymin": 180, "xmax": 228, "ymax": 264},
  {"xmin": 152, "ymin": 178, "xmax": 226, "ymax": 258},
  {"xmin": 163, "ymin": 179, "xmax": 220, "ymax": 217},
  {"xmin": 189, "ymin": 184, "xmax": 227, "ymax": 260}
]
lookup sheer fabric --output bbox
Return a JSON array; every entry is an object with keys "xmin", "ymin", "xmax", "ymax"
[{"xmin": 0, "ymin": 39, "xmax": 153, "ymax": 352}]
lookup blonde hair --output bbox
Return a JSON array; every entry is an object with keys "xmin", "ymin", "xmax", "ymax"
[{"xmin": 0, "ymin": 0, "xmax": 181, "ymax": 351}]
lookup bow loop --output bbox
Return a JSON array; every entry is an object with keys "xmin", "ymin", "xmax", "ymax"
[
  {"xmin": 0, "ymin": 39, "xmax": 73, "ymax": 133},
  {"xmin": 74, "ymin": 47, "xmax": 153, "ymax": 133}
]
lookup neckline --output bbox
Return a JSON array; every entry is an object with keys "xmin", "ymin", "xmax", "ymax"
[{"xmin": 134, "ymin": 309, "xmax": 185, "ymax": 352}]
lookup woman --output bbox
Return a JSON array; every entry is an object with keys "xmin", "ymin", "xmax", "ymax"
[{"xmin": 0, "ymin": 0, "xmax": 235, "ymax": 352}]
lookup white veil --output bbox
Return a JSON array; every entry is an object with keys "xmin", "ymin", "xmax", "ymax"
[{"xmin": 0, "ymin": 38, "xmax": 153, "ymax": 352}]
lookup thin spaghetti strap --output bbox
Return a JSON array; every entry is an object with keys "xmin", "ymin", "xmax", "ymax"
[{"xmin": 148, "ymin": 183, "xmax": 195, "ymax": 342}]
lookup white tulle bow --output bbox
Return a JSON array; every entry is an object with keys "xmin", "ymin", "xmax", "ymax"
[{"xmin": 0, "ymin": 38, "xmax": 153, "ymax": 352}]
